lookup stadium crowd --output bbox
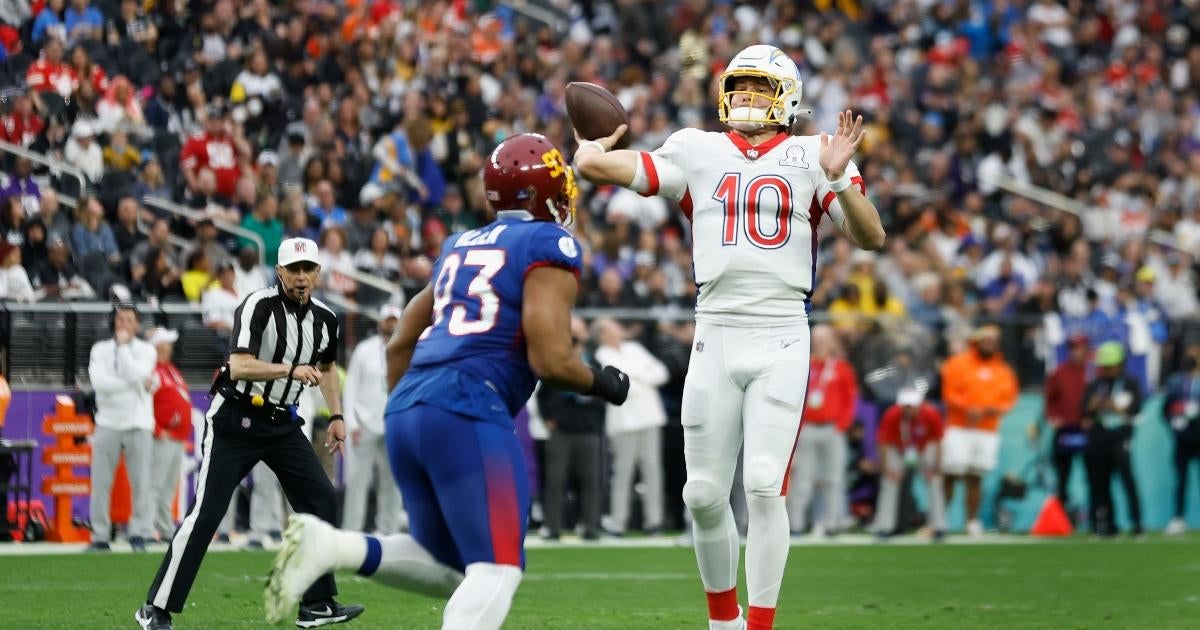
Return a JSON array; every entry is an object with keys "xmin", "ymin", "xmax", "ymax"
[{"xmin": 0, "ymin": 0, "xmax": 1199, "ymax": 538}]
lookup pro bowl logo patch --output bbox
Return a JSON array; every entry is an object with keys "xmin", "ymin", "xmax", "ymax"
[{"xmin": 558, "ymin": 236, "xmax": 579, "ymax": 258}]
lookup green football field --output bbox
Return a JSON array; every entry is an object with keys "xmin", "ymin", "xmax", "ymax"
[{"xmin": 3, "ymin": 536, "xmax": 1198, "ymax": 629}]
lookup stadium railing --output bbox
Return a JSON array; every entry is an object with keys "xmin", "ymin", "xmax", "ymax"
[{"xmin": 0, "ymin": 141, "xmax": 86, "ymax": 207}]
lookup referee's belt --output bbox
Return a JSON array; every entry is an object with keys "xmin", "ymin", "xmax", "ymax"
[{"xmin": 216, "ymin": 384, "xmax": 295, "ymax": 423}]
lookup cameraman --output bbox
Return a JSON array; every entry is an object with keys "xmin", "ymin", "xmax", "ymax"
[{"xmin": 1082, "ymin": 342, "xmax": 1143, "ymax": 537}]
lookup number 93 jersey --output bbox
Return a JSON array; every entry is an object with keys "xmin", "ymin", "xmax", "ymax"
[
  {"xmin": 400, "ymin": 214, "xmax": 582, "ymax": 423},
  {"xmin": 632, "ymin": 129, "xmax": 865, "ymax": 327}
]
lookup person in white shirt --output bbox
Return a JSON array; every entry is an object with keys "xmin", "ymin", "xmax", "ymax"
[
  {"xmin": 233, "ymin": 245, "xmax": 268, "ymax": 298},
  {"xmin": 593, "ymin": 317, "xmax": 669, "ymax": 535},
  {"xmin": 201, "ymin": 260, "xmax": 241, "ymax": 332},
  {"xmin": 87, "ymin": 302, "xmax": 158, "ymax": 551},
  {"xmin": 341, "ymin": 304, "xmax": 405, "ymax": 534},
  {"xmin": 64, "ymin": 119, "xmax": 105, "ymax": 183},
  {"xmin": 0, "ymin": 241, "xmax": 35, "ymax": 303}
]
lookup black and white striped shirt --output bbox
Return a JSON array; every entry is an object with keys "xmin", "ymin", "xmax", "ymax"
[{"xmin": 228, "ymin": 286, "xmax": 340, "ymax": 407}]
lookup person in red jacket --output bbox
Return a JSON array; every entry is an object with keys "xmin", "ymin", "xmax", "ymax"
[
  {"xmin": 787, "ymin": 324, "xmax": 859, "ymax": 536},
  {"xmin": 873, "ymin": 388, "xmax": 945, "ymax": 539},
  {"xmin": 1044, "ymin": 334, "xmax": 1089, "ymax": 507},
  {"xmin": 180, "ymin": 104, "xmax": 248, "ymax": 199},
  {"xmin": 25, "ymin": 38, "xmax": 78, "ymax": 101},
  {"xmin": 147, "ymin": 327, "xmax": 193, "ymax": 541},
  {"xmin": 0, "ymin": 93, "xmax": 45, "ymax": 147}
]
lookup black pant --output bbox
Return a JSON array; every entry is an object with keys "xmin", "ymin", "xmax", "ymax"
[
  {"xmin": 145, "ymin": 397, "xmax": 339, "ymax": 613},
  {"xmin": 1175, "ymin": 431, "xmax": 1200, "ymax": 518},
  {"xmin": 543, "ymin": 430, "xmax": 603, "ymax": 537},
  {"xmin": 1052, "ymin": 426, "xmax": 1087, "ymax": 504},
  {"xmin": 1084, "ymin": 427, "xmax": 1142, "ymax": 535}
]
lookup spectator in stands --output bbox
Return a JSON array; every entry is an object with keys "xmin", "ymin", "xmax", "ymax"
[
  {"xmin": 189, "ymin": 217, "xmax": 230, "ymax": 270},
  {"xmin": 25, "ymin": 36, "xmax": 76, "ymax": 108},
  {"xmin": 102, "ymin": 128, "xmax": 141, "ymax": 172},
  {"xmin": 282, "ymin": 200, "xmax": 317, "ymax": 242},
  {"xmin": 87, "ymin": 302, "xmax": 156, "ymax": 551},
  {"xmin": 136, "ymin": 245, "xmax": 182, "ymax": 302},
  {"xmin": 31, "ymin": 0, "xmax": 67, "ymax": 45},
  {"xmin": 96, "ymin": 75, "xmax": 145, "ymax": 135},
  {"xmin": 180, "ymin": 248, "xmax": 214, "ymax": 303},
  {"xmin": 0, "ymin": 93, "xmax": 45, "ymax": 147},
  {"xmin": 1083, "ymin": 342, "xmax": 1144, "ymax": 538},
  {"xmin": 595, "ymin": 317, "xmax": 668, "ymax": 536},
  {"xmin": 253, "ymin": 151, "xmax": 282, "ymax": 199},
  {"xmin": 0, "ymin": 240, "xmax": 35, "ymax": 303},
  {"xmin": 20, "ymin": 218, "xmax": 47, "ymax": 273},
  {"xmin": 1044, "ymin": 334, "xmax": 1090, "ymax": 509},
  {"xmin": 64, "ymin": 0, "xmax": 104, "ymax": 47},
  {"xmin": 201, "ymin": 260, "xmax": 238, "ymax": 334},
  {"xmin": 1163, "ymin": 345, "xmax": 1200, "ymax": 535},
  {"xmin": 147, "ymin": 327, "xmax": 190, "ymax": 542},
  {"xmin": 873, "ymin": 388, "xmax": 945, "ymax": 540},
  {"xmin": 538, "ymin": 316, "xmax": 607, "ymax": 541},
  {"xmin": 345, "ymin": 184, "xmax": 383, "ymax": 253},
  {"xmin": 180, "ymin": 104, "xmax": 246, "ymax": 200},
  {"xmin": 317, "ymin": 226, "xmax": 357, "ymax": 301},
  {"xmin": 105, "ymin": 0, "xmax": 158, "ymax": 50},
  {"xmin": 341, "ymin": 304, "xmax": 405, "ymax": 535},
  {"xmin": 112, "ymin": 196, "xmax": 144, "ymax": 258},
  {"xmin": 69, "ymin": 195, "xmax": 118, "ymax": 265},
  {"xmin": 64, "ymin": 119, "xmax": 103, "ymax": 182},
  {"xmin": 34, "ymin": 189, "xmax": 69, "ymax": 243},
  {"xmin": 232, "ymin": 245, "xmax": 265, "ymax": 297},
  {"xmin": 129, "ymin": 217, "xmax": 177, "ymax": 284},
  {"xmin": 68, "ymin": 43, "xmax": 108, "ymax": 96},
  {"xmin": 0, "ymin": 197, "xmax": 23, "ymax": 246},
  {"xmin": 2, "ymin": 157, "xmax": 41, "ymax": 216},
  {"xmin": 308, "ymin": 179, "xmax": 347, "ymax": 229},
  {"xmin": 940, "ymin": 325, "xmax": 1019, "ymax": 538},
  {"xmin": 239, "ymin": 194, "xmax": 283, "ymax": 266},
  {"xmin": 789, "ymin": 324, "xmax": 859, "ymax": 536},
  {"xmin": 353, "ymin": 227, "xmax": 400, "ymax": 282},
  {"xmin": 129, "ymin": 152, "xmax": 171, "ymax": 204}
]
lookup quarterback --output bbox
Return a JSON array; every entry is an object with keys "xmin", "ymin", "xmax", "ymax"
[{"xmin": 573, "ymin": 44, "xmax": 884, "ymax": 630}]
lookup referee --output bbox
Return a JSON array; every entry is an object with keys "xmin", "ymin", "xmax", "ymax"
[{"xmin": 136, "ymin": 238, "xmax": 364, "ymax": 630}]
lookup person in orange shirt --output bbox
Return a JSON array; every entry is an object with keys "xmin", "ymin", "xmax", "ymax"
[
  {"xmin": 939, "ymin": 325, "xmax": 1018, "ymax": 538},
  {"xmin": 787, "ymin": 325, "xmax": 859, "ymax": 536}
]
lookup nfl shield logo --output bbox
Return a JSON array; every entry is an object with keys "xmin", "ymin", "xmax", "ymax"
[
  {"xmin": 746, "ymin": 149, "xmax": 759, "ymax": 159},
  {"xmin": 294, "ymin": 242, "xmax": 307, "ymax": 252},
  {"xmin": 241, "ymin": 417, "xmax": 251, "ymax": 429}
]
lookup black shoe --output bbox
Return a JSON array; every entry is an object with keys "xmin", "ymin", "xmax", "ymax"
[
  {"xmin": 134, "ymin": 604, "xmax": 173, "ymax": 629},
  {"xmin": 297, "ymin": 599, "xmax": 365, "ymax": 628},
  {"xmin": 246, "ymin": 538, "xmax": 265, "ymax": 549},
  {"xmin": 215, "ymin": 533, "xmax": 231, "ymax": 544},
  {"xmin": 270, "ymin": 529, "xmax": 284, "ymax": 543},
  {"xmin": 88, "ymin": 541, "xmax": 111, "ymax": 552},
  {"xmin": 581, "ymin": 531, "xmax": 600, "ymax": 541},
  {"xmin": 129, "ymin": 536, "xmax": 147, "ymax": 552}
]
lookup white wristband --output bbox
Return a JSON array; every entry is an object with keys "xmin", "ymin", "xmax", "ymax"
[
  {"xmin": 576, "ymin": 140, "xmax": 606, "ymax": 156},
  {"xmin": 827, "ymin": 173, "xmax": 852, "ymax": 193}
]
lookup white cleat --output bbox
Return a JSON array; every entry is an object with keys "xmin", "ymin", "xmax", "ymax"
[
  {"xmin": 264, "ymin": 514, "xmax": 338, "ymax": 625},
  {"xmin": 966, "ymin": 519, "xmax": 985, "ymax": 539},
  {"xmin": 1165, "ymin": 517, "xmax": 1187, "ymax": 535}
]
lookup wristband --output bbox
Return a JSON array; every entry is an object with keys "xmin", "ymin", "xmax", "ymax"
[
  {"xmin": 576, "ymin": 140, "xmax": 606, "ymax": 156},
  {"xmin": 827, "ymin": 173, "xmax": 852, "ymax": 193},
  {"xmin": 329, "ymin": 414, "xmax": 344, "ymax": 423}
]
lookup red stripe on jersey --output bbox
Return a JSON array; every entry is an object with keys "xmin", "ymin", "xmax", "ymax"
[
  {"xmin": 724, "ymin": 130, "xmax": 789, "ymax": 160},
  {"xmin": 639, "ymin": 151, "xmax": 659, "ymax": 197},
  {"xmin": 705, "ymin": 587, "xmax": 740, "ymax": 622},
  {"xmin": 524, "ymin": 261, "xmax": 580, "ymax": 280},
  {"xmin": 851, "ymin": 175, "xmax": 865, "ymax": 195},
  {"xmin": 820, "ymin": 191, "xmax": 836, "ymax": 214},
  {"xmin": 679, "ymin": 187, "xmax": 693, "ymax": 222}
]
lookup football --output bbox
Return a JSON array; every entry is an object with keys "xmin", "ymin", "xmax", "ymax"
[{"xmin": 565, "ymin": 82, "xmax": 631, "ymax": 150}]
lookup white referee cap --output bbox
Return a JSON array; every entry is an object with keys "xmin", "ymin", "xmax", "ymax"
[
  {"xmin": 896, "ymin": 387, "xmax": 924, "ymax": 407},
  {"xmin": 148, "ymin": 327, "xmax": 179, "ymax": 346},
  {"xmin": 379, "ymin": 303, "xmax": 403, "ymax": 320},
  {"xmin": 278, "ymin": 237, "xmax": 319, "ymax": 267}
]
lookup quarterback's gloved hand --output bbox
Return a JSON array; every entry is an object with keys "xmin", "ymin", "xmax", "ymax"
[{"xmin": 587, "ymin": 365, "xmax": 631, "ymax": 405}]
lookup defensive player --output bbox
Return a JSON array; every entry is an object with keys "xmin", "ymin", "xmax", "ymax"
[
  {"xmin": 264, "ymin": 133, "xmax": 631, "ymax": 629},
  {"xmin": 572, "ymin": 44, "xmax": 885, "ymax": 629}
]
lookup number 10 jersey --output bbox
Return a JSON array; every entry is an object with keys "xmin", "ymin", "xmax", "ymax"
[{"xmin": 633, "ymin": 128, "xmax": 865, "ymax": 327}]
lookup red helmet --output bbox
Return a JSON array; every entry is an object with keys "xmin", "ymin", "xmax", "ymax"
[{"xmin": 483, "ymin": 133, "xmax": 577, "ymax": 224}]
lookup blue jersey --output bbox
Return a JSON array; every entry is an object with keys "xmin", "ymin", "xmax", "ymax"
[{"xmin": 388, "ymin": 213, "xmax": 582, "ymax": 424}]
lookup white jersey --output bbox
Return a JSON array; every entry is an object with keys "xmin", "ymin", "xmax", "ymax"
[{"xmin": 631, "ymin": 128, "xmax": 863, "ymax": 326}]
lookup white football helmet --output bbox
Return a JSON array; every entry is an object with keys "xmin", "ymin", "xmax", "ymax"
[{"xmin": 718, "ymin": 44, "xmax": 808, "ymax": 131}]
